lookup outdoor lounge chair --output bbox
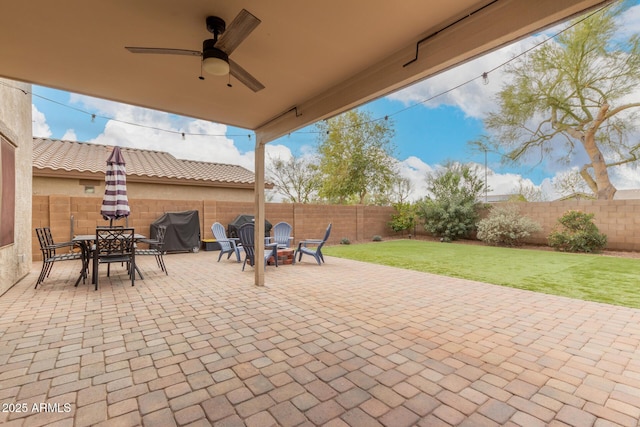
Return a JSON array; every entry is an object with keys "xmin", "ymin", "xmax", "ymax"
[
  {"xmin": 295, "ymin": 223, "xmax": 332, "ymax": 265},
  {"xmin": 271, "ymin": 221, "xmax": 294, "ymax": 249},
  {"xmin": 211, "ymin": 222, "xmax": 242, "ymax": 262},
  {"xmin": 237, "ymin": 223, "xmax": 277, "ymax": 271},
  {"xmin": 35, "ymin": 227, "xmax": 83, "ymax": 288},
  {"xmin": 136, "ymin": 225, "xmax": 168, "ymax": 275}
]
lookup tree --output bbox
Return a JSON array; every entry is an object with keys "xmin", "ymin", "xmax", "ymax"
[
  {"xmin": 482, "ymin": 3, "xmax": 640, "ymax": 199},
  {"xmin": 416, "ymin": 162, "xmax": 487, "ymax": 242},
  {"xmin": 371, "ymin": 175, "xmax": 414, "ymax": 206},
  {"xmin": 267, "ymin": 154, "xmax": 321, "ymax": 203},
  {"xmin": 552, "ymin": 168, "xmax": 593, "ymax": 198},
  {"xmin": 316, "ymin": 110, "xmax": 399, "ymax": 204},
  {"xmin": 389, "ymin": 201, "xmax": 417, "ymax": 236}
]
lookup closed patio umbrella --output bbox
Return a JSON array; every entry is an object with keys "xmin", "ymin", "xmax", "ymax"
[{"xmin": 100, "ymin": 146, "xmax": 130, "ymax": 225}]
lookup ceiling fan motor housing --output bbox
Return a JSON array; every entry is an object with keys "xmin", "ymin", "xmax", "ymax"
[{"xmin": 206, "ymin": 16, "xmax": 226, "ymax": 38}]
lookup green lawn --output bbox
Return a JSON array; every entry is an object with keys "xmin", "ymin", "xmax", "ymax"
[{"xmin": 323, "ymin": 240, "xmax": 640, "ymax": 309}]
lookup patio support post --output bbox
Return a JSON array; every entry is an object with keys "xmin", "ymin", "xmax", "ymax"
[{"xmin": 253, "ymin": 132, "xmax": 267, "ymax": 286}]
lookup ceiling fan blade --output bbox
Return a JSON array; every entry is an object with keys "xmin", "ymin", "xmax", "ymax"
[
  {"xmin": 229, "ymin": 59, "xmax": 264, "ymax": 92},
  {"xmin": 125, "ymin": 47, "xmax": 201, "ymax": 57},
  {"xmin": 215, "ymin": 9, "xmax": 261, "ymax": 55}
]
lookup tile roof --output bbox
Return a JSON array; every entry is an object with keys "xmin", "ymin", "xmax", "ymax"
[
  {"xmin": 33, "ymin": 138, "xmax": 260, "ymax": 187},
  {"xmin": 614, "ymin": 189, "xmax": 640, "ymax": 200}
]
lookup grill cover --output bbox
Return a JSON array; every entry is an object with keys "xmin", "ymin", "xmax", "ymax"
[
  {"xmin": 228, "ymin": 214, "xmax": 272, "ymax": 238},
  {"xmin": 150, "ymin": 210, "xmax": 200, "ymax": 253}
]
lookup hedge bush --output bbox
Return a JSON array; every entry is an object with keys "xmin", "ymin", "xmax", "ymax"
[
  {"xmin": 548, "ymin": 210, "xmax": 607, "ymax": 253},
  {"xmin": 477, "ymin": 204, "xmax": 542, "ymax": 246},
  {"xmin": 418, "ymin": 198, "xmax": 479, "ymax": 242}
]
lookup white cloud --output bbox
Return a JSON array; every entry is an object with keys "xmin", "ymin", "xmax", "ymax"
[
  {"xmin": 69, "ymin": 95, "xmax": 238, "ymax": 161},
  {"xmin": 609, "ymin": 162, "xmax": 640, "ymax": 189},
  {"xmin": 488, "ymin": 171, "xmax": 533, "ymax": 196},
  {"xmin": 241, "ymin": 144, "xmax": 294, "ymax": 172},
  {"xmin": 32, "ymin": 105, "xmax": 52, "ymax": 138},
  {"xmin": 61, "ymin": 129, "xmax": 77, "ymax": 141},
  {"xmin": 539, "ymin": 178, "xmax": 561, "ymax": 201},
  {"xmin": 67, "ymin": 93, "xmax": 287, "ymax": 171},
  {"xmin": 397, "ymin": 156, "xmax": 433, "ymax": 200},
  {"xmin": 617, "ymin": 3, "xmax": 640, "ymax": 38}
]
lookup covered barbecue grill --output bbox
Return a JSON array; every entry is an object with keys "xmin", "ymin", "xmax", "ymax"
[
  {"xmin": 228, "ymin": 214, "xmax": 272, "ymax": 238},
  {"xmin": 150, "ymin": 210, "xmax": 201, "ymax": 253}
]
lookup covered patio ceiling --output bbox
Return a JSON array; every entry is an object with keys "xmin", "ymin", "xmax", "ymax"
[
  {"xmin": 1, "ymin": 0, "xmax": 610, "ymax": 141},
  {"xmin": 0, "ymin": 0, "xmax": 611, "ymax": 284}
]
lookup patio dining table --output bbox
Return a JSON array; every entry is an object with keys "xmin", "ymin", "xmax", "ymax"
[{"xmin": 72, "ymin": 232, "xmax": 146, "ymax": 287}]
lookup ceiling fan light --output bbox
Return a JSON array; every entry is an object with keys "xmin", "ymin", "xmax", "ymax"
[{"xmin": 202, "ymin": 47, "xmax": 229, "ymax": 76}]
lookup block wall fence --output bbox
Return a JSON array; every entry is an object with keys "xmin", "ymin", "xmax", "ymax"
[
  {"xmin": 504, "ymin": 199, "xmax": 640, "ymax": 251},
  {"xmin": 32, "ymin": 195, "xmax": 639, "ymax": 261},
  {"xmin": 31, "ymin": 195, "xmax": 396, "ymax": 261}
]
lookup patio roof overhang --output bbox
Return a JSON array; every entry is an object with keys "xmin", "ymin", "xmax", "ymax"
[{"xmin": 0, "ymin": 0, "xmax": 612, "ymax": 284}]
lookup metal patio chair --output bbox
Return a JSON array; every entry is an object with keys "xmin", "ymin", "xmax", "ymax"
[
  {"xmin": 136, "ymin": 225, "xmax": 168, "ymax": 275},
  {"xmin": 93, "ymin": 227, "xmax": 136, "ymax": 290},
  {"xmin": 35, "ymin": 227, "xmax": 83, "ymax": 288}
]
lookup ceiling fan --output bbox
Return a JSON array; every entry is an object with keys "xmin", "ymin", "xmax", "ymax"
[{"xmin": 125, "ymin": 9, "xmax": 264, "ymax": 92}]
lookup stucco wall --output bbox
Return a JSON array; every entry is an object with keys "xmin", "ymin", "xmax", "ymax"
[
  {"xmin": 33, "ymin": 176, "xmax": 254, "ymax": 201},
  {"xmin": 0, "ymin": 79, "xmax": 32, "ymax": 295}
]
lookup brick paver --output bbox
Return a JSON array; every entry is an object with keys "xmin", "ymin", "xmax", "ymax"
[{"xmin": 0, "ymin": 252, "xmax": 639, "ymax": 425}]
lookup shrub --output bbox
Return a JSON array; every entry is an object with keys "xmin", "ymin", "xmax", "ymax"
[
  {"xmin": 476, "ymin": 204, "xmax": 542, "ymax": 246},
  {"xmin": 417, "ymin": 197, "xmax": 479, "ymax": 242},
  {"xmin": 372, "ymin": 235, "xmax": 382, "ymax": 242},
  {"xmin": 416, "ymin": 162, "xmax": 486, "ymax": 242},
  {"xmin": 388, "ymin": 202, "xmax": 417, "ymax": 235},
  {"xmin": 548, "ymin": 210, "xmax": 607, "ymax": 253},
  {"xmin": 340, "ymin": 237, "xmax": 351, "ymax": 245}
]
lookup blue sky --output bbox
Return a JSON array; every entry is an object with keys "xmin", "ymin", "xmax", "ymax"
[{"xmin": 31, "ymin": 2, "xmax": 640, "ymax": 201}]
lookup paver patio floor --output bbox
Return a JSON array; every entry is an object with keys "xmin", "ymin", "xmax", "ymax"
[{"xmin": 1, "ymin": 251, "xmax": 639, "ymax": 426}]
